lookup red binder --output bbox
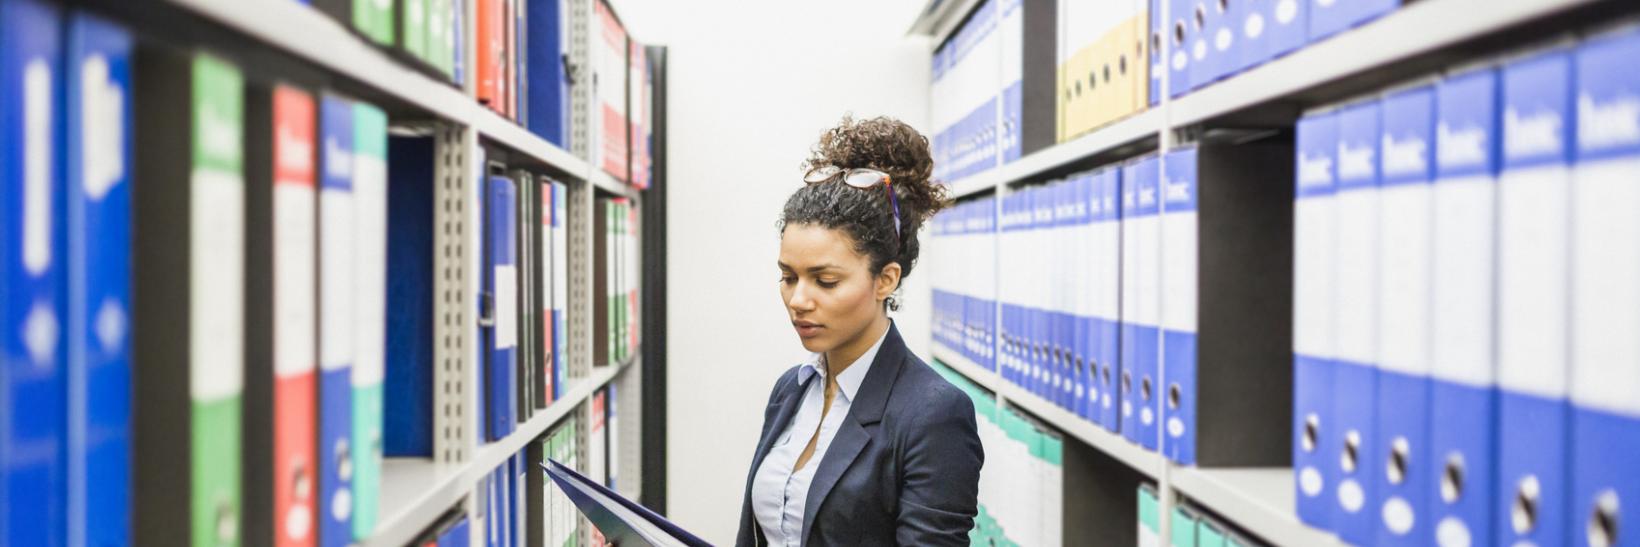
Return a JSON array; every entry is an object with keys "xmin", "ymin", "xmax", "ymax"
[{"xmin": 272, "ymin": 85, "xmax": 319, "ymax": 547}]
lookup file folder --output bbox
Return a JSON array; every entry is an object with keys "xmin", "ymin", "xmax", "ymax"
[
  {"xmin": 1331, "ymin": 98, "xmax": 1381, "ymax": 545},
  {"xmin": 1136, "ymin": 156, "xmax": 1162, "ymax": 452},
  {"xmin": 595, "ymin": 1, "xmax": 629, "ymax": 182},
  {"xmin": 998, "ymin": 194, "xmax": 1019, "ymax": 384},
  {"xmin": 1168, "ymin": 0, "xmax": 1193, "ymax": 99},
  {"xmin": 385, "ymin": 135, "xmax": 436, "ymax": 458},
  {"xmin": 438, "ymin": 517, "xmax": 471, "ymax": 547},
  {"xmin": 351, "ymin": 102, "xmax": 388, "ymax": 539},
  {"xmin": 1373, "ymin": 83, "xmax": 1435, "ymax": 545},
  {"xmin": 400, "ymin": 0, "xmax": 428, "ymax": 62},
  {"xmin": 1138, "ymin": 484, "xmax": 1162, "ymax": 547},
  {"xmin": 1121, "ymin": 161, "xmax": 1143, "ymax": 445},
  {"xmin": 1171, "ymin": 505, "xmax": 1200, "ymax": 547},
  {"xmin": 476, "ymin": 0, "xmax": 503, "ymax": 112},
  {"xmin": 245, "ymin": 81, "xmax": 320, "ymax": 547},
  {"xmin": 132, "ymin": 49, "xmax": 246, "ymax": 547},
  {"xmin": 1160, "ymin": 142, "xmax": 1293, "ymax": 468},
  {"xmin": 1149, "ymin": 0, "xmax": 1164, "ymax": 106},
  {"xmin": 1265, "ymin": 0, "xmax": 1308, "ymax": 61},
  {"xmin": 1496, "ymin": 46, "xmax": 1573, "ymax": 547},
  {"xmin": 551, "ymin": 181, "xmax": 568, "ymax": 400},
  {"xmin": 1198, "ymin": 518, "xmax": 1228, "ymax": 547},
  {"xmin": 1570, "ymin": 27, "xmax": 1640, "ymax": 547},
  {"xmin": 485, "ymin": 174, "xmax": 519, "ymax": 441},
  {"xmin": 319, "ymin": 93, "xmax": 357, "ymax": 547},
  {"xmin": 1293, "ymin": 110, "xmax": 1339, "ymax": 529},
  {"xmin": 1307, "ymin": 0, "xmax": 1398, "ymax": 42},
  {"xmin": 65, "ymin": 11, "xmax": 132, "ymax": 547},
  {"xmin": 1097, "ymin": 167, "xmax": 1124, "ymax": 433},
  {"xmin": 356, "ymin": 0, "xmax": 395, "ymax": 46},
  {"xmin": 2, "ymin": 0, "xmax": 66, "ymax": 543},
  {"xmin": 1428, "ymin": 65, "xmax": 1500, "ymax": 547},
  {"xmin": 1071, "ymin": 174, "xmax": 1094, "ymax": 420},
  {"xmin": 1186, "ymin": 0, "xmax": 1229, "ymax": 90}
]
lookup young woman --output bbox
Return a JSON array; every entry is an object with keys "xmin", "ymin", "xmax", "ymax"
[{"xmin": 736, "ymin": 117, "xmax": 984, "ymax": 546}]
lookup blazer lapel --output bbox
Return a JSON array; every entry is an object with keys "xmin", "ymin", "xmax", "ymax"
[{"xmin": 799, "ymin": 323, "xmax": 910, "ymax": 545}]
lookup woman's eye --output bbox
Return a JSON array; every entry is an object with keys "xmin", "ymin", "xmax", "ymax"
[
  {"xmin": 779, "ymin": 275, "xmax": 796, "ymax": 285},
  {"xmin": 817, "ymin": 279, "xmax": 839, "ymax": 288}
]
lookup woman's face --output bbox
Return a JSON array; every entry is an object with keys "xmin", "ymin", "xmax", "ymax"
[{"xmin": 778, "ymin": 224, "xmax": 895, "ymax": 354}]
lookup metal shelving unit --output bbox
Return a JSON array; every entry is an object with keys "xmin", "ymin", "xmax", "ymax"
[
  {"xmin": 132, "ymin": 0, "xmax": 658, "ymax": 543},
  {"xmin": 911, "ymin": 0, "xmax": 1625, "ymax": 545}
]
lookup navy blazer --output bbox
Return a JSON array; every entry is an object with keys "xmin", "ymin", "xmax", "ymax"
[{"xmin": 735, "ymin": 324, "xmax": 984, "ymax": 546}]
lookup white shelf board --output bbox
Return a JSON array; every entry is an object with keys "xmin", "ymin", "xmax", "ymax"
[
  {"xmin": 1170, "ymin": 467, "xmax": 1348, "ymax": 547},
  {"xmin": 589, "ymin": 169, "xmax": 640, "ymax": 199},
  {"xmin": 168, "ymin": 0, "xmax": 590, "ymax": 182},
  {"xmin": 906, "ymin": 0, "xmax": 985, "ymax": 43},
  {"xmin": 931, "ymin": 343, "xmax": 1164, "ymax": 478},
  {"xmin": 360, "ymin": 357, "xmax": 635, "ymax": 547},
  {"xmin": 944, "ymin": 108, "xmax": 1163, "ymax": 199},
  {"xmin": 1169, "ymin": 0, "xmax": 1595, "ymax": 127}
]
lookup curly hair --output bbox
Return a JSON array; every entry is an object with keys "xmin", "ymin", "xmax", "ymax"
[{"xmin": 778, "ymin": 116, "xmax": 950, "ymax": 309}]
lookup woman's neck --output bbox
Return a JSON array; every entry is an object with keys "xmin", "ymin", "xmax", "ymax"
[{"xmin": 825, "ymin": 314, "xmax": 891, "ymax": 379}]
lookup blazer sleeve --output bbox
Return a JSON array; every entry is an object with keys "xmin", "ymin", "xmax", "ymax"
[{"xmin": 895, "ymin": 385, "xmax": 984, "ymax": 546}]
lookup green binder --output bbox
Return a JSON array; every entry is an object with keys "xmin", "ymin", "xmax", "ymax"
[
  {"xmin": 354, "ymin": 0, "xmax": 395, "ymax": 45},
  {"xmin": 1171, "ymin": 506, "xmax": 1199, "ymax": 547},
  {"xmin": 351, "ymin": 102, "xmax": 388, "ymax": 539}
]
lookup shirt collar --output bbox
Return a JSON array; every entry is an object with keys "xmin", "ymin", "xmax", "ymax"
[{"xmin": 796, "ymin": 321, "xmax": 892, "ymax": 403}]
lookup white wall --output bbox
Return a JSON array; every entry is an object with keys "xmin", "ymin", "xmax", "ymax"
[{"xmin": 611, "ymin": 1, "xmax": 934, "ymax": 542}]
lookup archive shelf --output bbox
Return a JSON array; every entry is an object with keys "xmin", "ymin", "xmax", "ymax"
[
  {"xmin": 364, "ymin": 357, "xmax": 637, "ymax": 547},
  {"xmin": 923, "ymin": 0, "xmax": 1604, "ymax": 202},
  {"xmin": 931, "ymin": 343, "xmax": 1165, "ymax": 480},
  {"xmin": 932, "ymin": 342, "xmax": 1341, "ymax": 547},
  {"xmin": 164, "ymin": 0, "xmax": 634, "ymax": 196}
]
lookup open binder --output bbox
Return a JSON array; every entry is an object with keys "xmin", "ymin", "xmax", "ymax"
[{"xmin": 540, "ymin": 459, "xmax": 711, "ymax": 547}]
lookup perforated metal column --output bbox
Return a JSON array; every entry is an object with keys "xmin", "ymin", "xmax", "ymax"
[{"xmin": 434, "ymin": 125, "xmax": 476, "ymax": 466}]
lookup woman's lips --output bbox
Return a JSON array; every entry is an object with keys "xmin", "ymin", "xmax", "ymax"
[{"xmin": 794, "ymin": 321, "xmax": 823, "ymax": 338}]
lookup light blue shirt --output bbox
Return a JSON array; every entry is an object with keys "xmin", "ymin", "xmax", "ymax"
[{"xmin": 750, "ymin": 325, "xmax": 890, "ymax": 546}]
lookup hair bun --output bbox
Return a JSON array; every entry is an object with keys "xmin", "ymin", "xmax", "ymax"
[{"xmin": 804, "ymin": 115, "xmax": 950, "ymax": 228}]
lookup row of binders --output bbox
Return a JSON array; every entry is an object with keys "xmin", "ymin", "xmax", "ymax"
[
  {"xmin": 305, "ymin": 0, "xmax": 656, "ymax": 189},
  {"xmin": 931, "ymin": 138, "xmax": 1291, "ymax": 466},
  {"xmin": 594, "ymin": 197, "xmax": 641, "ymax": 368},
  {"xmin": 931, "ymin": 0, "xmax": 1410, "ymax": 183},
  {"xmin": 1138, "ymin": 486, "xmax": 1267, "ymax": 547},
  {"xmin": 476, "ymin": 164, "xmax": 574, "ymax": 443},
  {"xmin": 932, "ymin": 361, "xmax": 1065, "ymax": 547},
  {"xmin": 1291, "ymin": 26, "xmax": 1640, "ymax": 547},
  {"xmin": 0, "ymin": 2, "xmax": 415, "ymax": 543}
]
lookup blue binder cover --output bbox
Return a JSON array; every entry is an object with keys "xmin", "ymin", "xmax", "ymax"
[
  {"xmin": 1266, "ymin": 0, "xmax": 1308, "ymax": 61},
  {"xmin": 1097, "ymin": 167, "xmax": 1123, "ymax": 434},
  {"xmin": 982, "ymin": 196, "xmax": 997, "ymax": 373},
  {"xmin": 551, "ymin": 181, "xmax": 566, "ymax": 402},
  {"xmin": 1331, "ymin": 99, "xmax": 1381, "ymax": 545},
  {"xmin": 1293, "ymin": 110, "xmax": 1339, "ymax": 529},
  {"xmin": 525, "ymin": 0, "xmax": 565, "ymax": 146},
  {"xmin": 1160, "ymin": 147, "xmax": 1199, "ymax": 465},
  {"xmin": 319, "ymin": 93, "xmax": 356, "ymax": 547},
  {"xmin": 1308, "ymin": 0, "xmax": 1398, "ymax": 43},
  {"xmin": 1496, "ymin": 47, "xmax": 1573, "ymax": 547},
  {"xmin": 1188, "ymin": 0, "xmax": 1228, "ymax": 90},
  {"xmin": 1570, "ymin": 27, "xmax": 1640, "ymax": 547},
  {"xmin": 997, "ymin": 194, "xmax": 1016, "ymax": 385},
  {"xmin": 1120, "ymin": 161, "xmax": 1143, "ymax": 445},
  {"xmin": 486, "ymin": 175, "xmax": 518, "ymax": 441},
  {"xmin": 385, "ymin": 135, "xmax": 436, "ymax": 457},
  {"xmin": 1032, "ymin": 186, "xmax": 1051, "ymax": 399},
  {"xmin": 439, "ymin": 517, "xmax": 471, "ymax": 547},
  {"xmin": 2, "ymin": 0, "xmax": 66, "ymax": 543},
  {"xmin": 1428, "ymin": 65, "xmax": 1500, "ymax": 547},
  {"xmin": 1373, "ymin": 83, "xmax": 1435, "ymax": 545},
  {"xmin": 65, "ymin": 11, "xmax": 132, "ymax": 546},
  {"xmin": 1149, "ymin": 0, "xmax": 1163, "ymax": 106},
  {"xmin": 1168, "ymin": 0, "xmax": 1193, "ymax": 98},
  {"xmin": 541, "ymin": 460, "xmax": 712, "ymax": 547},
  {"xmin": 1071, "ymin": 174, "xmax": 1093, "ymax": 421},
  {"xmin": 1135, "ymin": 155, "xmax": 1162, "ymax": 452}
]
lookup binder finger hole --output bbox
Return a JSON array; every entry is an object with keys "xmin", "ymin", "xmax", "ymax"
[
  {"xmin": 1513, "ymin": 475, "xmax": 1541, "ymax": 534},
  {"xmin": 1217, "ymin": 0, "xmax": 1230, "ymax": 14},
  {"xmin": 1194, "ymin": 5, "xmax": 1207, "ymax": 30},
  {"xmin": 1302, "ymin": 414, "xmax": 1319, "ymax": 453},
  {"xmin": 1174, "ymin": 21, "xmax": 1187, "ymax": 46},
  {"xmin": 1387, "ymin": 437, "xmax": 1409, "ymax": 485},
  {"xmin": 1119, "ymin": 55, "xmax": 1128, "ymax": 76},
  {"xmin": 1141, "ymin": 376, "xmax": 1153, "ymax": 401},
  {"xmin": 1441, "ymin": 454, "xmax": 1465, "ymax": 503},
  {"xmin": 1341, "ymin": 430, "xmax": 1360, "ymax": 473},
  {"xmin": 1122, "ymin": 371, "xmax": 1132, "ymax": 394},
  {"xmin": 1590, "ymin": 490, "xmax": 1620, "ymax": 547},
  {"xmin": 1167, "ymin": 383, "xmax": 1181, "ymax": 409}
]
